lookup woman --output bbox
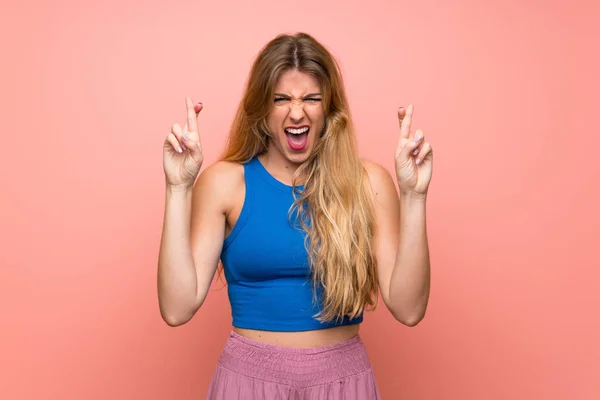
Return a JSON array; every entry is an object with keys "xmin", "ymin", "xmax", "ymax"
[{"xmin": 158, "ymin": 32, "xmax": 433, "ymax": 399}]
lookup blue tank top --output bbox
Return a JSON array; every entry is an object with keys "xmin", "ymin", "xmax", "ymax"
[{"xmin": 220, "ymin": 156, "xmax": 363, "ymax": 332}]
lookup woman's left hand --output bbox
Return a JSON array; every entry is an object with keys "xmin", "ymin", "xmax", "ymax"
[{"xmin": 394, "ymin": 104, "xmax": 433, "ymax": 196}]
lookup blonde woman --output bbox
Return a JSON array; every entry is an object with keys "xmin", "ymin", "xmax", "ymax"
[{"xmin": 158, "ymin": 32, "xmax": 433, "ymax": 399}]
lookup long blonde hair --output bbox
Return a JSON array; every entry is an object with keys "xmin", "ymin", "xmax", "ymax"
[{"xmin": 221, "ymin": 32, "xmax": 379, "ymax": 322}]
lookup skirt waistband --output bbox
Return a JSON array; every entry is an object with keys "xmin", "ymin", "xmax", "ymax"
[{"xmin": 216, "ymin": 331, "xmax": 374, "ymax": 389}]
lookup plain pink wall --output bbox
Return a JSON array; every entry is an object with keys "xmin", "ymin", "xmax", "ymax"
[{"xmin": 1, "ymin": 0, "xmax": 598, "ymax": 398}]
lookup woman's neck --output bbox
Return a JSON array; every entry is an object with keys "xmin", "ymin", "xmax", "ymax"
[{"xmin": 257, "ymin": 151, "xmax": 305, "ymax": 186}]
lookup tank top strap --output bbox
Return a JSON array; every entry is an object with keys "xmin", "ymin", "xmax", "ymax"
[
  {"xmin": 243, "ymin": 155, "xmax": 278, "ymax": 200},
  {"xmin": 222, "ymin": 157, "xmax": 260, "ymax": 250},
  {"xmin": 242, "ymin": 156, "xmax": 259, "ymax": 192}
]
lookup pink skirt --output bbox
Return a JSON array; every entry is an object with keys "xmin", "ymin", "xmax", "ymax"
[{"xmin": 206, "ymin": 331, "xmax": 381, "ymax": 399}]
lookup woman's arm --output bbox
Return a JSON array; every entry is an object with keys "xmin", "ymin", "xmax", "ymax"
[
  {"xmin": 157, "ymin": 162, "xmax": 238, "ymax": 326},
  {"xmin": 364, "ymin": 161, "xmax": 431, "ymax": 326}
]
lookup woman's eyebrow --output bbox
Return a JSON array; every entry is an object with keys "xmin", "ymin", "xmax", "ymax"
[{"xmin": 274, "ymin": 93, "xmax": 322, "ymax": 97}]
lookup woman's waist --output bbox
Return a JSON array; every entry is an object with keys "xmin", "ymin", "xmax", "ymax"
[
  {"xmin": 218, "ymin": 327, "xmax": 371, "ymax": 388},
  {"xmin": 233, "ymin": 324, "xmax": 360, "ymax": 348}
]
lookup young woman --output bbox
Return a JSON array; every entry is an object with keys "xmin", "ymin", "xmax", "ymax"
[{"xmin": 158, "ymin": 32, "xmax": 433, "ymax": 399}]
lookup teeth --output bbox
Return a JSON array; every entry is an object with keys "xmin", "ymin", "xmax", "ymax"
[{"xmin": 285, "ymin": 127, "xmax": 309, "ymax": 135}]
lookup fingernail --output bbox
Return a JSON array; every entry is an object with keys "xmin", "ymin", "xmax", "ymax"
[
  {"xmin": 416, "ymin": 159, "xmax": 421, "ymax": 165},
  {"xmin": 182, "ymin": 143, "xmax": 187, "ymax": 151},
  {"xmin": 182, "ymin": 133, "xmax": 189, "ymax": 142},
  {"xmin": 399, "ymin": 107, "xmax": 404, "ymax": 111},
  {"xmin": 413, "ymin": 148, "xmax": 419, "ymax": 155},
  {"xmin": 414, "ymin": 130, "xmax": 423, "ymax": 142}
]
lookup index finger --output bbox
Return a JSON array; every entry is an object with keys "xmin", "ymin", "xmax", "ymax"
[
  {"xmin": 186, "ymin": 97, "xmax": 200, "ymax": 133},
  {"xmin": 398, "ymin": 104, "xmax": 414, "ymax": 139}
]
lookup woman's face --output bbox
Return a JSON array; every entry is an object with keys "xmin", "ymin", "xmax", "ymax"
[{"xmin": 265, "ymin": 69, "xmax": 326, "ymax": 165}]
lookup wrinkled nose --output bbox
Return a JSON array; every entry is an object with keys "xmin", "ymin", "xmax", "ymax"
[{"xmin": 289, "ymin": 101, "xmax": 305, "ymax": 122}]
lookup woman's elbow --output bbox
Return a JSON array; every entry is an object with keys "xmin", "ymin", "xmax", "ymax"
[
  {"xmin": 161, "ymin": 313, "xmax": 191, "ymax": 327},
  {"xmin": 387, "ymin": 302, "xmax": 427, "ymax": 327},
  {"xmin": 159, "ymin": 300, "xmax": 202, "ymax": 327}
]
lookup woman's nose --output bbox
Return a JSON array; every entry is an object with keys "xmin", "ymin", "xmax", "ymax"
[{"xmin": 289, "ymin": 100, "xmax": 305, "ymax": 120}]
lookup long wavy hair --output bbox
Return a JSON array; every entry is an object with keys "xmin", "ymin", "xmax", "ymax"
[{"xmin": 220, "ymin": 32, "xmax": 379, "ymax": 322}]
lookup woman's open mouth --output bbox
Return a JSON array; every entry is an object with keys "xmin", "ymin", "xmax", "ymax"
[{"xmin": 284, "ymin": 126, "xmax": 309, "ymax": 151}]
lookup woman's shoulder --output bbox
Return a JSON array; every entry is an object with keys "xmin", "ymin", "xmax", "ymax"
[
  {"xmin": 360, "ymin": 158, "xmax": 393, "ymax": 182},
  {"xmin": 359, "ymin": 158, "xmax": 398, "ymax": 196},
  {"xmin": 193, "ymin": 160, "xmax": 245, "ymax": 208},
  {"xmin": 201, "ymin": 159, "xmax": 244, "ymax": 178}
]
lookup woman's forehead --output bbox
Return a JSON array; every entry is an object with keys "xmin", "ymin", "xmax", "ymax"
[{"xmin": 274, "ymin": 70, "xmax": 321, "ymax": 94}]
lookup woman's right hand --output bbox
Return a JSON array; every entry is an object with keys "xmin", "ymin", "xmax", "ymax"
[{"xmin": 163, "ymin": 97, "xmax": 204, "ymax": 189}]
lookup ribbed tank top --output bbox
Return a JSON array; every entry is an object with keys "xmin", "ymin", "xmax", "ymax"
[{"xmin": 220, "ymin": 156, "xmax": 363, "ymax": 332}]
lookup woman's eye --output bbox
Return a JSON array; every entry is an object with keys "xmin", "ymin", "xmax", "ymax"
[{"xmin": 274, "ymin": 97, "xmax": 321, "ymax": 104}]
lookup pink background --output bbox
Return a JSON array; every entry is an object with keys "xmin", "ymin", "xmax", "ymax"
[{"xmin": 2, "ymin": 0, "xmax": 598, "ymax": 398}]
